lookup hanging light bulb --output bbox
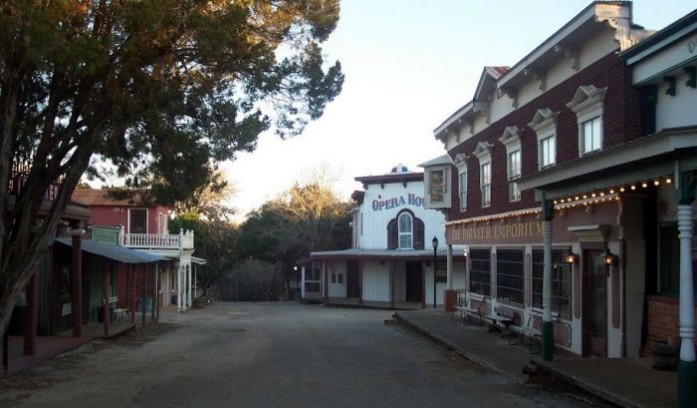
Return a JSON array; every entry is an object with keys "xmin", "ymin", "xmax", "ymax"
[
  {"xmin": 620, "ymin": 187, "xmax": 625, "ymax": 193},
  {"xmin": 666, "ymin": 178, "xmax": 672, "ymax": 184},
  {"xmin": 642, "ymin": 182, "xmax": 648, "ymax": 188},
  {"xmin": 631, "ymin": 185, "xmax": 636, "ymax": 191}
]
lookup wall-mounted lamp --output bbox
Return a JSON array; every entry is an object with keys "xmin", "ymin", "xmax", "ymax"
[
  {"xmin": 565, "ymin": 250, "xmax": 578, "ymax": 265},
  {"xmin": 604, "ymin": 249, "xmax": 618, "ymax": 267}
]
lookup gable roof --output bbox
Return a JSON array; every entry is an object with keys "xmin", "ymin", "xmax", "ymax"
[{"xmin": 72, "ymin": 188, "xmax": 151, "ymax": 207}]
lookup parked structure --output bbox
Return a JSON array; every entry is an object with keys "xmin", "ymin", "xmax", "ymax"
[
  {"xmin": 72, "ymin": 188, "xmax": 202, "ymax": 311},
  {"xmin": 304, "ymin": 165, "xmax": 465, "ymax": 308},
  {"xmin": 423, "ymin": 1, "xmax": 659, "ymax": 361}
]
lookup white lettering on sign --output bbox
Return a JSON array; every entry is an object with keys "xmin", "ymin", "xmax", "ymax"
[{"xmin": 372, "ymin": 193, "xmax": 424, "ymax": 211}]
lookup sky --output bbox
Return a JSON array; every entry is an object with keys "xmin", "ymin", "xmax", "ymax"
[{"xmin": 221, "ymin": 0, "xmax": 696, "ymax": 221}]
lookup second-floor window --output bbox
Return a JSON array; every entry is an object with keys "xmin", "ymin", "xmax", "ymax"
[
  {"xmin": 429, "ymin": 169, "xmax": 445, "ymax": 203},
  {"xmin": 539, "ymin": 135, "xmax": 556, "ymax": 168},
  {"xmin": 480, "ymin": 162, "xmax": 491, "ymax": 207},
  {"xmin": 398, "ymin": 212, "xmax": 413, "ymax": 249},
  {"xmin": 581, "ymin": 116, "xmax": 602, "ymax": 155},
  {"xmin": 459, "ymin": 168, "xmax": 467, "ymax": 211},
  {"xmin": 129, "ymin": 208, "xmax": 148, "ymax": 234},
  {"xmin": 508, "ymin": 149, "xmax": 521, "ymax": 201},
  {"xmin": 387, "ymin": 211, "xmax": 424, "ymax": 250}
]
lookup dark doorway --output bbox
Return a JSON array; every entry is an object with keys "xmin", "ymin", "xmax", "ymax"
[
  {"xmin": 346, "ymin": 261, "xmax": 360, "ymax": 298},
  {"xmin": 582, "ymin": 250, "xmax": 608, "ymax": 357},
  {"xmin": 405, "ymin": 262, "xmax": 423, "ymax": 302}
]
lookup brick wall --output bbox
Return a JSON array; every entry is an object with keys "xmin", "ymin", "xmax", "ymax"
[
  {"xmin": 642, "ymin": 295, "xmax": 697, "ymax": 355},
  {"xmin": 447, "ymin": 53, "xmax": 642, "ymax": 221}
]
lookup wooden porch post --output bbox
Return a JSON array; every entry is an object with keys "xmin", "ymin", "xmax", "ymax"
[
  {"xmin": 142, "ymin": 264, "xmax": 147, "ymax": 326},
  {"xmin": 103, "ymin": 264, "xmax": 110, "ymax": 337},
  {"xmin": 421, "ymin": 261, "xmax": 426, "ymax": 309},
  {"xmin": 70, "ymin": 226, "xmax": 84, "ymax": 337},
  {"xmin": 323, "ymin": 261, "xmax": 329, "ymax": 304},
  {"xmin": 131, "ymin": 265, "xmax": 136, "ymax": 324},
  {"xmin": 390, "ymin": 261, "xmax": 396, "ymax": 309},
  {"xmin": 358, "ymin": 260, "xmax": 363, "ymax": 306},
  {"xmin": 23, "ymin": 270, "xmax": 38, "ymax": 355},
  {"xmin": 153, "ymin": 263, "xmax": 158, "ymax": 321}
]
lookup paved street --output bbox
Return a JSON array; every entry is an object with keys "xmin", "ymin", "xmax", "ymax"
[{"xmin": 1, "ymin": 303, "xmax": 597, "ymax": 408}]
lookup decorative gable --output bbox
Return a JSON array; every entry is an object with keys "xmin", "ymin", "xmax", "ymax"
[
  {"xmin": 472, "ymin": 141, "xmax": 493, "ymax": 160},
  {"xmin": 527, "ymin": 108, "xmax": 559, "ymax": 132},
  {"xmin": 566, "ymin": 85, "xmax": 607, "ymax": 115},
  {"xmin": 498, "ymin": 126, "xmax": 521, "ymax": 148},
  {"xmin": 453, "ymin": 153, "xmax": 469, "ymax": 169}
]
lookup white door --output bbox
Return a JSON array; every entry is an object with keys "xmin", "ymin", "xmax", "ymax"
[{"xmin": 328, "ymin": 267, "xmax": 347, "ymax": 298}]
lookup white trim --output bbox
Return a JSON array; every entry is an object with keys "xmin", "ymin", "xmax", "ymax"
[{"xmin": 566, "ymin": 85, "xmax": 607, "ymax": 157}]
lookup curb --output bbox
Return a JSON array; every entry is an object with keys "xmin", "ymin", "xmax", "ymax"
[
  {"xmin": 393, "ymin": 312, "xmax": 518, "ymax": 382},
  {"xmin": 530, "ymin": 360, "xmax": 643, "ymax": 408}
]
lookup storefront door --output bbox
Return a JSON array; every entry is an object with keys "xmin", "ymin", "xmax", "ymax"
[
  {"xmin": 582, "ymin": 250, "xmax": 608, "ymax": 357},
  {"xmin": 405, "ymin": 261, "xmax": 423, "ymax": 302},
  {"xmin": 328, "ymin": 268, "xmax": 346, "ymax": 298}
]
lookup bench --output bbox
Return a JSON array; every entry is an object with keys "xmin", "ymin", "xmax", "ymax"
[
  {"xmin": 509, "ymin": 314, "xmax": 541, "ymax": 354},
  {"xmin": 489, "ymin": 306, "xmax": 515, "ymax": 336},
  {"xmin": 452, "ymin": 290, "xmax": 468, "ymax": 322},
  {"xmin": 114, "ymin": 308, "xmax": 130, "ymax": 320}
]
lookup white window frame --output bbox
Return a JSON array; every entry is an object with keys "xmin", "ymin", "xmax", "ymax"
[
  {"xmin": 397, "ymin": 212, "xmax": 413, "ymax": 249},
  {"xmin": 454, "ymin": 153, "xmax": 469, "ymax": 212},
  {"xmin": 428, "ymin": 168, "xmax": 446, "ymax": 204},
  {"xmin": 473, "ymin": 142, "xmax": 493, "ymax": 208},
  {"xmin": 458, "ymin": 169, "xmax": 468, "ymax": 211},
  {"xmin": 480, "ymin": 162, "xmax": 491, "ymax": 207},
  {"xmin": 498, "ymin": 126, "xmax": 522, "ymax": 202},
  {"xmin": 566, "ymin": 85, "xmax": 607, "ymax": 157},
  {"xmin": 528, "ymin": 108, "xmax": 559, "ymax": 171}
]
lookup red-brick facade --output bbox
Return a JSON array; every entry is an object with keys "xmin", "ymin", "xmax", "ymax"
[{"xmin": 446, "ymin": 53, "xmax": 642, "ymax": 221}]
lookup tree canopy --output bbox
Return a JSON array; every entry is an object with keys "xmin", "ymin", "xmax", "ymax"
[{"xmin": 0, "ymin": 0, "xmax": 343, "ymax": 338}]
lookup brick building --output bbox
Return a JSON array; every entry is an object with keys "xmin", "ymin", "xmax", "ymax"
[{"xmin": 422, "ymin": 1, "xmax": 659, "ymax": 358}]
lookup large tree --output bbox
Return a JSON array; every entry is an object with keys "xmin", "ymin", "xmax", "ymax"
[
  {"xmin": 237, "ymin": 177, "xmax": 351, "ymax": 296},
  {"xmin": 0, "ymin": 1, "xmax": 343, "ymax": 338}
]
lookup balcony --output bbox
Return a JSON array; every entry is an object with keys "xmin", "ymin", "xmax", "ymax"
[
  {"xmin": 9, "ymin": 160, "xmax": 63, "ymax": 201},
  {"xmin": 91, "ymin": 226, "xmax": 195, "ymax": 251}
]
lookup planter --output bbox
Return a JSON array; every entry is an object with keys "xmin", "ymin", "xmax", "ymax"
[{"xmin": 651, "ymin": 341, "xmax": 679, "ymax": 371}]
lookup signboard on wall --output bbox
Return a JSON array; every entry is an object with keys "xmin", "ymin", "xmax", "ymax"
[{"xmin": 372, "ymin": 194, "xmax": 424, "ymax": 211}]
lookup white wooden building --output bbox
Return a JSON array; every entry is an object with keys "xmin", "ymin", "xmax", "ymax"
[{"xmin": 303, "ymin": 165, "xmax": 466, "ymax": 308}]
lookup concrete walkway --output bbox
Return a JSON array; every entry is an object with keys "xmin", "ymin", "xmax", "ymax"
[{"xmin": 394, "ymin": 308, "xmax": 678, "ymax": 408}]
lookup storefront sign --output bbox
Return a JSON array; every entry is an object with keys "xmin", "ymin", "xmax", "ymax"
[
  {"xmin": 449, "ymin": 220, "xmax": 542, "ymax": 244},
  {"xmin": 372, "ymin": 193, "xmax": 424, "ymax": 211}
]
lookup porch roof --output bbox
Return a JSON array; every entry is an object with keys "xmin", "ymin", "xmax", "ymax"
[
  {"xmin": 56, "ymin": 238, "xmax": 167, "ymax": 264},
  {"xmin": 309, "ymin": 247, "xmax": 464, "ymax": 261}
]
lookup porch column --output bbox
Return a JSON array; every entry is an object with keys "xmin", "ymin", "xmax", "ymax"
[
  {"xmin": 422, "ymin": 261, "xmax": 426, "ymax": 309},
  {"xmin": 358, "ymin": 261, "xmax": 363, "ymax": 306},
  {"xmin": 176, "ymin": 263, "xmax": 182, "ymax": 311},
  {"xmin": 678, "ymin": 171, "xmax": 696, "ymax": 408},
  {"xmin": 131, "ymin": 265, "xmax": 136, "ymax": 324},
  {"xmin": 323, "ymin": 261, "xmax": 329, "ymax": 304},
  {"xmin": 301, "ymin": 266, "xmax": 306, "ymax": 299},
  {"xmin": 23, "ymin": 270, "xmax": 38, "ymax": 355},
  {"xmin": 103, "ymin": 265, "xmax": 111, "ymax": 337},
  {"xmin": 188, "ymin": 263, "xmax": 193, "ymax": 308},
  {"xmin": 541, "ymin": 198, "xmax": 554, "ymax": 361},
  {"xmin": 390, "ymin": 261, "xmax": 396, "ymax": 309},
  {"xmin": 70, "ymin": 226, "xmax": 85, "ymax": 337},
  {"xmin": 142, "ymin": 264, "xmax": 147, "ymax": 326},
  {"xmin": 447, "ymin": 244, "xmax": 453, "ymax": 290},
  {"xmin": 154, "ymin": 263, "xmax": 159, "ymax": 321}
]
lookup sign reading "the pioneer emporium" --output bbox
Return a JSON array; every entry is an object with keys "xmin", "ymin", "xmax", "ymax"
[{"xmin": 448, "ymin": 220, "xmax": 543, "ymax": 245}]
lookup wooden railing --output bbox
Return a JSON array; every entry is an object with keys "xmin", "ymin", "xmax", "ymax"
[
  {"xmin": 119, "ymin": 228, "xmax": 194, "ymax": 250},
  {"xmin": 8, "ymin": 160, "xmax": 64, "ymax": 201}
]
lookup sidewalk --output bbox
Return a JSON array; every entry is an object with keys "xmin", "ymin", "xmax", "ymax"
[{"xmin": 394, "ymin": 308, "xmax": 677, "ymax": 408}]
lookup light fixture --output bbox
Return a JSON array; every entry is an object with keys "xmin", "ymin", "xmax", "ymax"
[
  {"xmin": 565, "ymin": 250, "xmax": 578, "ymax": 265},
  {"xmin": 642, "ymin": 182, "xmax": 648, "ymax": 188},
  {"xmin": 620, "ymin": 187, "xmax": 625, "ymax": 192},
  {"xmin": 631, "ymin": 185, "xmax": 636, "ymax": 190},
  {"xmin": 666, "ymin": 178, "xmax": 672, "ymax": 184},
  {"xmin": 654, "ymin": 180, "xmax": 660, "ymax": 186},
  {"xmin": 604, "ymin": 249, "xmax": 618, "ymax": 267}
]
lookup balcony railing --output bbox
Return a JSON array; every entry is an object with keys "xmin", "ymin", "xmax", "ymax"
[
  {"xmin": 9, "ymin": 160, "xmax": 63, "ymax": 201},
  {"xmin": 118, "ymin": 227, "xmax": 194, "ymax": 250}
]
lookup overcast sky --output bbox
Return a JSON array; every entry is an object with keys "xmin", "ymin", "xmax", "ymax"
[{"xmin": 222, "ymin": 0, "xmax": 696, "ymax": 221}]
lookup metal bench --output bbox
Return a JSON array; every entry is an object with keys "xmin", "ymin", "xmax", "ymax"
[{"xmin": 509, "ymin": 313, "xmax": 541, "ymax": 354}]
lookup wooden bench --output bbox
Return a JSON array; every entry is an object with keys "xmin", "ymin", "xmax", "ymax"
[
  {"xmin": 452, "ymin": 290, "xmax": 468, "ymax": 322},
  {"xmin": 114, "ymin": 308, "xmax": 130, "ymax": 320}
]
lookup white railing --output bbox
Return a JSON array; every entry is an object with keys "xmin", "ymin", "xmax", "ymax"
[{"xmin": 119, "ymin": 227, "xmax": 194, "ymax": 250}]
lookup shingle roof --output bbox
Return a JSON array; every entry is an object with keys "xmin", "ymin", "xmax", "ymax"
[{"xmin": 72, "ymin": 188, "xmax": 146, "ymax": 207}]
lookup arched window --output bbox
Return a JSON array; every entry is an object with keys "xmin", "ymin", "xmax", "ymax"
[
  {"xmin": 398, "ymin": 212, "xmax": 413, "ymax": 249},
  {"xmin": 387, "ymin": 210, "xmax": 424, "ymax": 250}
]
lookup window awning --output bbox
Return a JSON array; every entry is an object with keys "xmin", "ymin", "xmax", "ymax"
[{"xmin": 56, "ymin": 238, "xmax": 167, "ymax": 264}]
